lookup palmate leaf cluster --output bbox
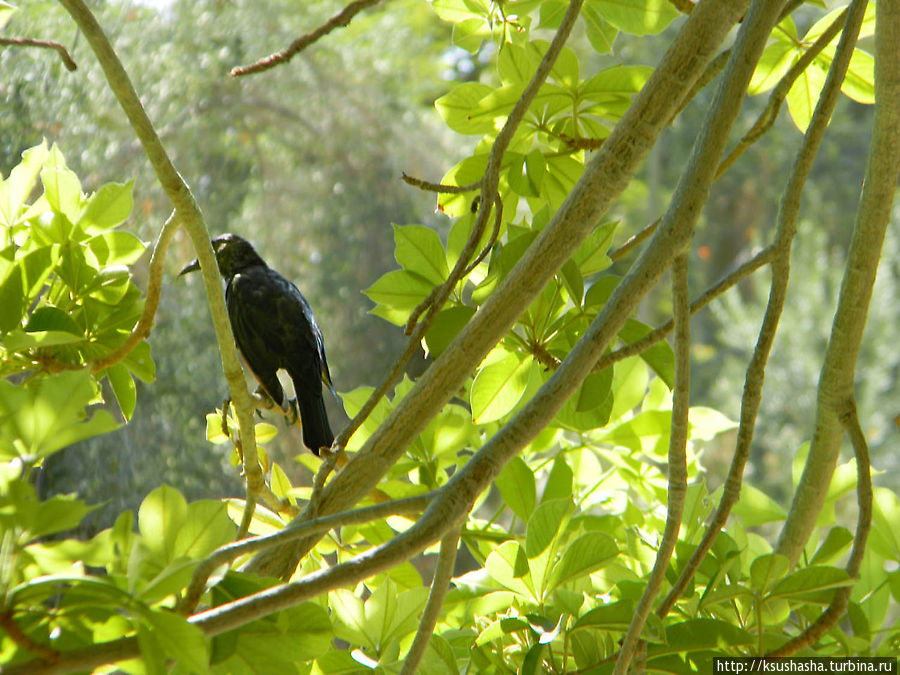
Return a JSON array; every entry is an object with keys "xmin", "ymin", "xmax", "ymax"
[{"xmin": 2, "ymin": 0, "xmax": 900, "ymax": 673}]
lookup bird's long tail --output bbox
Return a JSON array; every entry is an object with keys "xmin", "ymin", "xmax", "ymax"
[{"xmin": 295, "ymin": 389, "xmax": 334, "ymax": 456}]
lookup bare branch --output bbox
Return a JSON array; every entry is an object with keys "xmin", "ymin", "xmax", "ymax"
[
  {"xmin": 614, "ymin": 253, "xmax": 691, "ymax": 673},
  {"xmin": 90, "ymin": 212, "xmax": 178, "ymax": 373},
  {"xmin": 777, "ymin": 0, "xmax": 900, "ymax": 565},
  {"xmin": 57, "ymin": 0, "xmax": 264, "ymax": 539},
  {"xmin": 246, "ymin": 0, "xmax": 750, "ymax": 580},
  {"xmin": 767, "ymin": 398, "xmax": 872, "ymax": 656},
  {"xmin": 400, "ymin": 528, "xmax": 461, "ymax": 675},
  {"xmin": 660, "ymin": 0, "xmax": 867, "ymax": 616},
  {"xmin": 0, "ymin": 36, "xmax": 77, "ymax": 70},
  {"xmin": 230, "ymin": 0, "xmax": 384, "ymax": 77},
  {"xmin": 177, "ymin": 491, "xmax": 435, "ymax": 616},
  {"xmin": 715, "ymin": 6, "xmax": 850, "ymax": 179},
  {"xmin": 0, "ymin": 611, "xmax": 59, "ymax": 664},
  {"xmin": 401, "ymin": 172, "xmax": 482, "ymax": 195}
]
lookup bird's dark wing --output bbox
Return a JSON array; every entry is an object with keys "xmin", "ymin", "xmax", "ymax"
[
  {"xmin": 226, "ymin": 269, "xmax": 288, "ymax": 407},
  {"xmin": 228, "ymin": 267, "xmax": 334, "ymax": 453}
]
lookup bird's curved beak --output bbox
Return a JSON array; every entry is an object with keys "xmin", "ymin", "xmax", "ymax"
[{"xmin": 178, "ymin": 258, "xmax": 200, "ymax": 276}]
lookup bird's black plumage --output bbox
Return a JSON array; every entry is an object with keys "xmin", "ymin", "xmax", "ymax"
[{"xmin": 180, "ymin": 234, "xmax": 335, "ymax": 454}]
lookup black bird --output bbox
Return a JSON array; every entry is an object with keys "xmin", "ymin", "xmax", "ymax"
[{"xmin": 180, "ymin": 234, "xmax": 335, "ymax": 454}]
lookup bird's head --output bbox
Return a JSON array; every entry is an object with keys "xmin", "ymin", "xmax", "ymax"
[{"xmin": 179, "ymin": 233, "xmax": 267, "ymax": 280}]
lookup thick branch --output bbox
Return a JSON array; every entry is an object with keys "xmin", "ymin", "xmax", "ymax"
[
  {"xmin": 248, "ymin": 0, "xmax": 750, "ymax": 580},
  {"xmin": 178, "ymin": 492, "xmax": 435, "ymax": 615},
  {"xmin": 57, "ymin": 0, "xmax": 263, "ymax": 514},
  {"xmin": 777, "ymin": 0, "xmax": 900, "ymax": 565},
  {"xmin": 659, "ymin": 0, "xmax": 868, "ymax": 615},
  {"xmin": 767, "ymin": 398, "xmax": 872, "ymax": 656}
]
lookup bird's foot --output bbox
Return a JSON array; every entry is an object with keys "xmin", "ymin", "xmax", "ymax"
[
  {"xmin": 221, "ymin": 398, "xmax": 232, "ymax": 438},
  {"xmin": 252, "ymin": 387, "xmax": 277, "ymax": 411},
  {"xmin": 285, "ymin": 398, "xmax": 300, "ymax": 426}
]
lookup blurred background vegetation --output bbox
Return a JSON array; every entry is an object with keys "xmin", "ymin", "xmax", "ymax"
[{"xmin": 3, "ymin": 0, "xmax": 897, "ymax": 529}]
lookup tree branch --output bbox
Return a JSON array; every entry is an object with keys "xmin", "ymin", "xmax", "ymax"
[
  {"xmin": 57, "ymin": 0, "xmax": 264, "ymax": 530},
  {"xmin": 0, "ymin": 36, "xmax": 77, "ymax": 70},
  {"xmin": 614, "ymin": 253, "xmax": 691, "ymax": 673},
  {"xmin": 246, "ymin": 0, "xmax": 750, "ymax": 580},
  {"xmin": 230, "ymin": 0, "xmax": 385, "ymax": 77},
  {"xmin": 400, "ymin": 527, "xmax": 461, "ymax": 674},
  {"xmin": 658, "ymin": 0, "xmax": 867, "ymax": 616},
  {"xmin": 767, "ymin": 398, "xmax": 872, "ymax": 656},
  {"xmin": 777, "ymin": 0, "xmax": 900, "ymax": 566},
  {"xmin": 715, "ymin": 6, "xmax": 851, "ymax": 179},
  {"xmin": 90, "ymin": 211, "xmax": 177, "ymax": 374},
  {"xmin": 178, "ymin": 491, "xmax": 435, "ymax": 616}
]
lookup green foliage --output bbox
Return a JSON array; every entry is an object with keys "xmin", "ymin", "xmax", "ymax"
[
  {"xmin": 1, "ymin": 0, "xmax": 898, "ymax": 672},
  {"xmin": 0, "ymin": 142, "xmax": 152, "ymax": 426},
  {"xmin": 749, "ymin": 5, "xmax": 875, "ymax": 130}
]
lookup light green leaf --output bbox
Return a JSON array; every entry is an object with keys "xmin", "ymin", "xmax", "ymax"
[
  {"xmin": 665, "ymin": 618, "xmax": 754, "ymax": 650},
  {"xmin": 138, "ymin": 484, "xmax": 188, "ymax": 562},
  {"xmin": 365, "ymin": 269, "xmax": 434, "ymax": 325},
  {"xmin": 0, "ymin": 370, "xmax": 119, "ymax": 460},
  {"xmin": 749, "ymin": 41, "xmax": 797, "ymax": 95},
  {"xmin": 485, "ymin": 541, "xmax": 535, "ymax": 599},
  {"xmin": 470, "ymin": 350, "xmax": 533, "ymax": 423},
  {"xmin": 524, "ymin": 498, "xmax": 573, "ymax": 559},
  {"xmin": 541, "ymin": 456, "xmax": 573, "ymax": 503},
  {"xmin": 434, "ymin": 82, "xmax": 495, "ymax": 135},
  {"xmin": 588, "ymin": 0, "xmax": 679, "ymax": 36},
  {"xmin": 0, "ymin": 141, "xmax": 48, "ymax": 226},
  {"xmin": 0, "ymin": 257, "xmax": 25, "ymax": 331},
  {"xmin": 393, "ymin": 224, "xmax": 448, "ymax": 285},
  {"xmin": 750, "ymin": 553, "xmax": 790, "ymax": 593},
  {"xmin": 79, "ymin": 180, "xmax": 134, "ymax": 232},
  {"xmin": 548, "ymin": 532, "xmax": 618, "ymax": 590},
  {"xmin": 498, "ymin": 42, "xmax": 542, "ymax": 85},
  {"xmin": 175, "ymin": 500, "xmax": 235, "ymax": 559},
  {"xmin": 88, "ymin": 231, "xmax": 146, "ymax": 266},
  {"xmin": 841, "ymin": 48, "xmax": 874, "ymax": 104},
  {"xmin": 495, "ymin": 455, "xmax": 536, "ymax": 521},
  {"xmin": 105, "ymin": 363, "xmax": 137, "ymax": 421},
  {"xmin": 786, "ymin": 62, "xmax": 827, "ymax": 132},
  {"xmin": 574, "ymin": 221, "xmax": 617, "ymax": 276},
  {"xmin": 423, "ymin": 305, "xmax": 475, "ymax": 358},
  {"xmin": 732, "ymin": 484, "xmax": 786, "ymax": 527},
  {"xmin": 769, "ymin": 566, "xmax": 852, "ymax": 602},
  {"xmin": 583, "ymin": 6, "xmax": 618, "ymax": 53},
  {"xmin": 40, "ymin": 162, "xmax": 82, "ymax": 225},
  {"xmin": 141, "ymin": 609, "xmax": 209, "ymax": 673}
]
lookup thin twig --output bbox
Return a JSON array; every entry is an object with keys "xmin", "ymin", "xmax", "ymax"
[
  {"xmin": 658, "ymin": 0, "xmax": 866, "ymax": 619},
  {"xmin": 715, "ymin": 7, "xmax": 851, "ymax": 179},
  {"xmin": 766, "ymin": 397, "xmax": 871, "ymax": 656},
  {"xmin": 0, "ymin": 611, "xmax": 59, "ymax": 663},
  {"xmin": 326, "ymin": 0, "xmax": 586, "ymax": 468},
  {"xmin": 462, "ymin": 196, "xmax": 503, "ymax": 276},
  {"xmin": 610, "ymin": 218, "xmax": 660, "ymax": 262},
  {"xmin": 91, "ymin": 212, "xmax": 178, "ymax": 373},
  {"xmin": 401, "ymin": 172, "xmax": 482, "ymax": 195},
  {"xmin": 400, "ymin": 527, "xmax": 461, "ymax": 675},
  {"xmin": 614, "ymin": 253, "xmax": 691, "ymax": 673},
  {"xmin": 176, "ymin": 491, "xmax": 435, "ymax": 616},
  {"xmin": 230, "ymin": 0, "xmax": 385, "ymax": 77},
  {"xmin": 597, "ymin": 247, "xmax": 773, "ymax": 370},
  {"xmin": 0, "ymin": 36, "xmax": 77, "ymax": 70}
]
